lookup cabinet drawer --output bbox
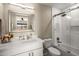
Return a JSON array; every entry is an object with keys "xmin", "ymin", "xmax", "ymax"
[
  {"xmin": 16, "ymin": 53, "xmax": 27, "ymax": 56},
  {"xmin": 15, "ymin": 48, "xmax": 43, "ymax": 56},
  {"xmin": 30, "ymin": 48, "xmax": 43, "ymax": 56},
  {"xmin": 15, "ymin": 52, "xmax": 29, "ymax": 56}
]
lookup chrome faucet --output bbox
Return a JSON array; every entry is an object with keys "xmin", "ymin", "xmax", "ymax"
[
  {"xmin": 22, "ymin": 35, "xmax": 25, "ymax": 40},
  {"xmin": 19, "ymin": 35, "xmax": 25, "ymax": 40},
  {"xmin": 19, "ymin": 36, "xmax": 22, "ymax": 40}
]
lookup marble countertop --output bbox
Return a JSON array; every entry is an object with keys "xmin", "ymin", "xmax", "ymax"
[{"xmin": 0, "ymin": 39, "xmax": 43, "ymax": 56}]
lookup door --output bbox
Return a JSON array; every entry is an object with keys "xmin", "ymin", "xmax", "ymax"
[
  {"xmin": 53, "ymin": 13, "xmax": 71, "ymax": 51},
  {"xmin": 0, "ymin": 19, "xmax": 1, "ymax": 35}
]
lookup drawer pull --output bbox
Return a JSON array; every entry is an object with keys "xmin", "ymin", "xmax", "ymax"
[
  {"xmin": 32, "ymin": 52, "xmax": 34, "ymax": 56},
  {"xmin": 29, "ymin": 53, "xmax": 31, "ymax": 56}
]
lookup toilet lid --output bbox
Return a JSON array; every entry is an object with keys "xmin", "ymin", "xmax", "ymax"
[{"xmin": 48, "ymin": 47, "xmax": 61, "ymax": 55}]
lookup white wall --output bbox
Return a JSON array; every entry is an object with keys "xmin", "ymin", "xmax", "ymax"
[
  {"xmin": 4, "ymin": 4, "xmax": 9, "ymax": 33},
  {"xmin": 33, "ymin": 4, "xmax": 52, "ymax": 39},
  {"xmin": 0, "ymin": 4, "xmax": 4, "ymax": 34},
  {"xmin": 0, "ymin": 3, "xmax": 9, "ymax": 34}
]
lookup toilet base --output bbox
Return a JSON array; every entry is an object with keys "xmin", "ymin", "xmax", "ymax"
[{"xmin": 48, "ymin": 47, "xmax": 61, "ymax": 56}]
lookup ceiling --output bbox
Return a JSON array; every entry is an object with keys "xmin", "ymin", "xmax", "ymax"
[
  {"xmin": 40, "ymin": 3, "xmax": 75, "ymax": 10},
  {"xmin": 20, "ymin": 3, "xmax": 75, "ymax": 10},
  {"xmin": 11, "ymin": 3, "xmax": 76, "ymax": 14}
]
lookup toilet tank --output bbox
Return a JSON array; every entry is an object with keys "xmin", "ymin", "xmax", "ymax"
[{"xmin": 43, "ymin": 39, "xmax": 53, "ymax": 48}]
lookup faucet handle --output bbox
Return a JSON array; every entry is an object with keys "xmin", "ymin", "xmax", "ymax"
[
  {"xmin": 58, "ymin": 41, "xmax": 62, "ymax": 43},
  {"xmin": 57, "ymin": 37, "xmax": 62, "ymax": 43}
]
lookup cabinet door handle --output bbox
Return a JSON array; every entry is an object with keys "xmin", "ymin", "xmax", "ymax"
[
  {"xmin": 32, "ymin": 52, "xmax": 34, "ymax": 56},
  {"xmin": 29, "ymin": 53, "xmax": 31, "ymax": 56}
]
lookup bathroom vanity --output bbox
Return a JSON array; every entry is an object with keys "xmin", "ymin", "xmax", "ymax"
[{"xmin": 0, "ymin": 38, "xmax": 43, "ymax": 56}]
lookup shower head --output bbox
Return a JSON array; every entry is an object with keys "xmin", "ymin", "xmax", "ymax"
[{"xmin": 61, "ymin": 13, "xmax": 66, "ymax": 17}]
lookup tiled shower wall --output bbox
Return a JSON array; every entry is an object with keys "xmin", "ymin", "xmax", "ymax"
[{"xmin": 52, "ymin": 4, "xmax": 79, "ymax": 55}]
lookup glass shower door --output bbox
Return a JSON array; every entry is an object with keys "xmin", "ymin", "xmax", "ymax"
[{"xmin": 53, "ymin": 13, "xmax": 71, "ymax": 52}]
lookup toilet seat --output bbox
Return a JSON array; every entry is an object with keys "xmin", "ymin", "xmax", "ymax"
[{"xmin": 48, "ymin": 47, "xmax": 61, "ymax": 56}]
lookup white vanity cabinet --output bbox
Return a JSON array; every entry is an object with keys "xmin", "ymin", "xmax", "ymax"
[
  {"xmin": 15, "ymin": 52, "xmax": 29, "ymax": 56},
  {"xmin": 15, "ymin": 41, "xmax": 43, "ymax": 56},
  {"xmin": 0, "ymin": 39, "xmax": 43, "ymax": 56},
  {"xmin": 16, "ymin": 48, "xmax": 43, "ymax": 56},
  {"xmin": 32, "ymin": 48, "xmax": 43, "ymax": 56}
]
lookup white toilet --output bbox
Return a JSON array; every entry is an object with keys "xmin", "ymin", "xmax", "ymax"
[
  {"xmin": 48, "ymin": 47, "xmax": 61, "ymax": 56},
  {"xmin": 43, "ymin": 39, "xmax": 61, "ymax": 56}
]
